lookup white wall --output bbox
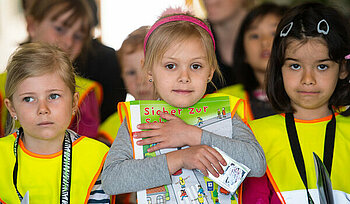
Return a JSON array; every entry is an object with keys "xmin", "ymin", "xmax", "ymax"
[
  {"xmin": 0, "ymin": 0, "xmax": 27, "ymax": 72},
  {"xmin": 100, "ymin": 0, "xmax": 186, "ymax": 51}
]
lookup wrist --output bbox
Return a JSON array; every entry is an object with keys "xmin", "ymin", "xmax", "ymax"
[
  {"xmin": 188, "ymin": 125, "xmax": 202, "ymax": 146},
  {"xmin": 166, "ymin": 150, "xmax": 183, "ymax": 175}
]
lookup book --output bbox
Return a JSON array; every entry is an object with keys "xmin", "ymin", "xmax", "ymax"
[
  {"xmin": 313, "ymin": 152, "xmax": 334, "ymax": 204},
  {"xmin": 127, "ymin": 96, "xmax": 249, "ymax": 204}
]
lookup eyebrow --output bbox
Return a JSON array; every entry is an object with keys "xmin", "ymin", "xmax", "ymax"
[
  {"xmin": 163, "ymin": 56, "xmax": 207, "ymax": 60},
  {"xmin": 18, "ymin": 89, "xmax": 64, "ymax": 96},
  {"xmin": 284, "ymin": 57, "xmax": 332, "ymax": 62}
]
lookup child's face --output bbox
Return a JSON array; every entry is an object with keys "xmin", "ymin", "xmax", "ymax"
[
  {"xmin": 204, "ymin": 0, "xmax": 245, "ymax": 24},
  {"xmin": 282, "ymin": 38, "xmax": 347, "ymax": 118},
  {"xmin": 148, "ymin": 37, "xmax": 214, "ymax": 108},
  {"xmin": 5, "ymin": 72, "xmax": 78, "ymax": 144},
  {"xmin": 28, "ymin": 8, "xmax": 86, "ymax": 61},
  {"xmin": 121, "ymin": 49, "xmax": 154, "ymax": 100},
  {"xmin": 244, "ymin": 14, "xmax": 280, "ymax": 74}
]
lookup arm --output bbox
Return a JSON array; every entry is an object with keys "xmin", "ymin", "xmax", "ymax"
[
  {"xmin": 88, "ymin": 173, "xmax": 110, "ymax": 203},
  {"xmin": 200, "ymin": 114, "xmax": 266, "ymax": 177},
  {"xmin": 101, "ymin": 120, "xmax": 172, "ymax": 195}
]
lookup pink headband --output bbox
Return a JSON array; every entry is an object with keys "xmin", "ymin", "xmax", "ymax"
[{"xmin": 143, "ymin": 14, "xmax": 216, "ymax": 54}]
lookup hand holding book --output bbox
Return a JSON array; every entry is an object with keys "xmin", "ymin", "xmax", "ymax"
[
  {"xmin": 133, "ymin": 112, "xmax": 202, "ymax": 152},
  {"xmin": 166, "ymin": 145, "xmax": 227, "ymax": 177}
]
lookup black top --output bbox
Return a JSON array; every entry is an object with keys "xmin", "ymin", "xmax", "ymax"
[
  {"xmin": 206, "ymin": 27, "xmax": 237, "ymax": 94},
  {"xmin": 75, "ymin": 39, "xmax": 126, "ymax": 122},
  {"xmin": 248, "ymin": 91, "xmax": 276, "ymax": 119}
]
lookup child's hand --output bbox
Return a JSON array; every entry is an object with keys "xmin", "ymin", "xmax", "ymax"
[
  {"xmin": 166, "ymin": 145, "xmax": 227, "ymax": 177},
  {"xmin": 134, "ymin": 112, "xmax": 202, "ymax": 152}
]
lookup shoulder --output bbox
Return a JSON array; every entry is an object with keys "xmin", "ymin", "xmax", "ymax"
[
  {"xmin": 217, "ymin": 84, "xmax": 245, "ymax": 97},
  {"xmin": 0, "ymin": 134, "xmax": 16, "ymax": 145},
  {"xmin": 249, "ymin": 114, "xmax": 285, "ymax": 133},
  {"xmin": 70, "ymin": 130, "xmax": 109, "ymax": 154}
]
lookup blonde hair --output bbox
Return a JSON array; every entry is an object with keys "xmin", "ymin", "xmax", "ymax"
[
  {"xmin": 5, "ymin": 43, "xmax": 77, "ymax": 133},
  {"xmin": 143, "ymin": 14, "xmax": 223, "ymax": 87},
  {"xmin": 117, "ymin": 26, "xmax": 149, "ymax": 67}
]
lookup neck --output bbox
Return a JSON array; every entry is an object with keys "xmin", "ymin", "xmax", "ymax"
[
  {"xmin": 253, "ymin": 70, "xmax": 266, "ymax": 89},
  {"xmin": 21, "ymin": 134, "xmax": 64, "ymax": 155},
  {"xmin": 293, "ymin": 107, "xmax": 332, "ymax": 121},
  {"xmin": 212, "ymin": 9, "xmax": 247, "ymax": 66}
]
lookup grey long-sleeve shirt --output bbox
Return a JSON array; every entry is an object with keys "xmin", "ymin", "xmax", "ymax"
[{"xmin": 101, "ymin": 114, "xmax": 266, "ymax": 195}]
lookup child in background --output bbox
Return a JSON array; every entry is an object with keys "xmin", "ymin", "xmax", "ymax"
[
  {"xmin": 0, "ymin": 0, "xmax": 101, "ymax": 138},
  {"xmin": 219, "ymin": 3, "xmax": 287, "ymax": 120},
  {"xmin": 101, "ymin": 12, "xmax": 265, "ymax": 196},
  {"xmin": 245, "ymin": 3, "xmax": 350, "ymax": 203},
  {"xmin": 98, "ymin": 26, "xmax": 154, "ymax": 145},
  {"xmin": 0, "ymin": 43, "xmax": 110, "ymax": 203}
]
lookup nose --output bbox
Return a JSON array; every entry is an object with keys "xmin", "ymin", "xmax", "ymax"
[
  {"xmin": 178, "ymin": 68, "xmax": 190, "ymax": 83},
  {"xmin": 261, "ymin": 35, "xmax": 273, "ymax": 49},
  {"xmin": 301, "ymin": 68, "xmax": 316, "ymax": 85},
  {"xmin": 60, "ymin": 34, "xmax": 73, "ymax": 51},
  {"xmin": 37, "ymin": 100, "xmax": 50, "ymax": 115}
]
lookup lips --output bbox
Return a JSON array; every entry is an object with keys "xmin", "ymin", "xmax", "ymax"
[
  {"xmin": 172, "ymin": 89, "xmax": 193, "ymax": 94},
  {"xmin": 37, "ymin": 121, "xmax": 54, "ymax": 126},
  {"xmin": 261, "ymin": 50, "xmax": 271, "ymax": 58},
  {"xmin": 297, "ymin": 91, "xmax": 320, "ymax": 95}
]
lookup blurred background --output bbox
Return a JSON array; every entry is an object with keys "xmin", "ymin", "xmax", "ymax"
[{"xmin": 1, "ymin": 0, "xmax": 350, "ymax": 72}]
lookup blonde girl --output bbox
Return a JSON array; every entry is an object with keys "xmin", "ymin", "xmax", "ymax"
[{"xmin": 0, "ymin": 43, "xmax": 110, "ymax": 203}]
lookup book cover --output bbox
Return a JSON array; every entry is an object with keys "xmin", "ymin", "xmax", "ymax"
[
  {"xmin": 128, "ymin": 96, "xmax": 247, "ymax": 204},
  {"xmin": 313, "ymin": 152, "xmax": 334, "ymax": 204}
]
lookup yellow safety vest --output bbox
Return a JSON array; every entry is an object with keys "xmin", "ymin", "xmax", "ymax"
[
  {"xmin": 118, "ymin": 93, "xmax": 248, "ymax": 204},
  {"xmin": 249, "ymin": 113, "xmax": 350, "ymax": 203},
  {"xmin": 98, "ymin": 112, "xmax": 122, "ymax": 144},
  {"xmin": 217, "ymin": 84, "xmax": 254, "ymax": 121},
  {"xmin": 0, "ymin": 131, "xmax": 109, "ymax": 204},
  {"xmin": 0, "ymin": 72, "xmax": 103, "ymax": 136}
]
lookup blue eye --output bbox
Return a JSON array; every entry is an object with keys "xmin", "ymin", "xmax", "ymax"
[
  {"xmin": 125, "ymin": 70, "xmax": 136, "ymax": 76},
  {"xmin": 290, "ymin": 64, "xmax": 301, "ymax": 70},
  {"xmin": 23, "ymin": 97, "xmax": 34, "ymax": 102},
  {"xmin": 191, "ymin": 64, "xmax": 202, "ymax": 70},
  {"xmin": 165, "ymin": 64, "xmax": 176, "ymax": 69},
  {"xmin": 317, "ymin": 64, "xmax": 328, "ymax": 70},
  {"xmin": 49, "ymin": 94, "xmax": 60, "ymax": 100}
]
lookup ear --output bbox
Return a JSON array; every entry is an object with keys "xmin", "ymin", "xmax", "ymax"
[
  {"xmin": 208, "ymin": 67, "xmax": 215, "ymax": 81},
  {"xmin": 72, "ymin": 92, "xmax": 79, "ymax": 113},
  {"xmin": 4, "ymin": 98, "xmax": 16, "ymax": 117},
  {"xmin": 26, "ymin": 15, "xmax": 38, "ymax": 39},
  {"xmin": 339, "ymin": 63, "xmax": 349, "ymax": 80}
]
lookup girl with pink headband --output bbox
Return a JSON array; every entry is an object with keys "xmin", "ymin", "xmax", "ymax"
[{"xmin": 101, "ymin": 12, "xmax": 266, "ymax": 202}]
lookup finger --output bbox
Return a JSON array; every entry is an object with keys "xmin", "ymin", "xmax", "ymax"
[
  {"xmin": 147, "ymin": 142, "xmax": 168, "ymax": 152},
  {"xmin": 207, "ymin": 147, "xmax": 227, "ymax": 167},
  {"xmin": 137, "ymin": 122, "xmax": 162, "ymax": 130},
  {"xmin": 136, "ymin": 136, "xmax": 163, "ymax": 146},
  {"xmin": 195, "ymin": 163, "xmax": 209, "ymax": 177},
  {"xmin": 159, "ymin": 112, "xmax": 179, "ymax": 121},
  {"xmin": 134, "ymin": 129, "xmax": 161, "ymax": 138},
  {"xmin": 200, "ymin": 155, "xmax": 219, "ymax": 177}
]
